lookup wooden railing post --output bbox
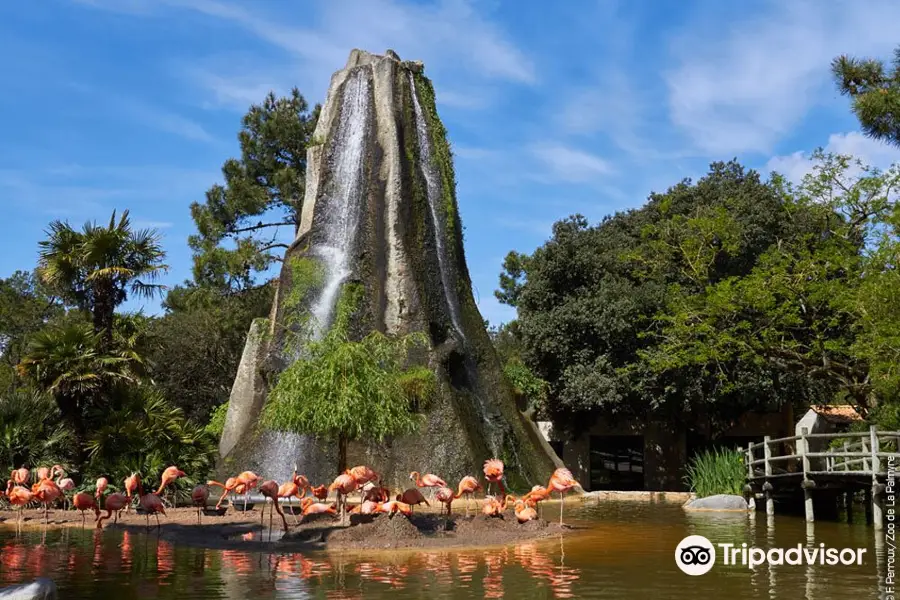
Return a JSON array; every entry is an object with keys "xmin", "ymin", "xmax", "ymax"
[
  {"xmin": 800, "ymin": 427, "xmax": 814, "ymax": 522},
  {"xmin": 746, "ymin": 442, "xmax": 754, "ymax": 480},
  {"xmin": 871, "ymin": 425, "xmax": 884, "ymax": 531},
  {"xmin": 763, "ymin": 436, "xmax": 774, "ymax": 516},
  {"xmin": 861, "ymin": 433, "xmax": 870, "ymax": 472},
  {"xmin": 842, "ymin": 441, "xmax": 850, "ymax": 471}
]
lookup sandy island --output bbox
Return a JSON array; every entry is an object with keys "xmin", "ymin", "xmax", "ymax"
[{"xmin": 0, "ymin": 501, "xmax": 583, "ymax": 552}]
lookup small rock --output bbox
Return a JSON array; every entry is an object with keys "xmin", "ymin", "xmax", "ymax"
[
  {"xmin": 683, "ymin": 494, "xmax": 748, "ymax": 511},
  {"xmin": 0, "ymin": 577, "xmax": 57, "ymax": 600}
]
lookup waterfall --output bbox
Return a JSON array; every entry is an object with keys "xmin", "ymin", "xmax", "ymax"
[
  {"xmin": 409, "ymin": 73, "xmax": 465, "ymax": 341},
  {"xmin": 309, "ymin": 68, "xmax": 371, "ymax": 338},
  {"xmin": 255, "ymin": 67, "xmax": 371, "ymax": 481},
  {"xmin": 410, "ymin": 74, "xmax": 503, "ymax": 454}
]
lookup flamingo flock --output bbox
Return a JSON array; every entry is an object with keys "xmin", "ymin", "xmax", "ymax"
[
  {"xmin": 1, "ymin": 458, "xmax": 581, "ymax": 533},
  {"xmin": 1, "ymin": 464, "xmax": 181, "ymax": 530}
]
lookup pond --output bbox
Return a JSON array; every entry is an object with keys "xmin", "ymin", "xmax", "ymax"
[{"xmin": 0, "ymin": 501, "xmax": 888, "ymax": 598}]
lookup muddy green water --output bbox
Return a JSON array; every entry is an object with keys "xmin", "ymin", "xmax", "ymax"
[{"xmin": 0, "ymin": 502, "xmax": 889, "ymax": 598}]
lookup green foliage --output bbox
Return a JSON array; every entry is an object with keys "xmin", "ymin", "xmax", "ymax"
[
  {"xmin": 0, "ymin": 271, "xmax": 65, "ymax": 393},
  {"xmin": 412, "ymin": 73, "xmax": 462, "ymax": 246},
  {"xmin": 189, "ymin": 89, "xmax": 320, "ymax": 291},
  {"xmin": 0, "ymin": 389, "xmax": 71, "ymax": 473},
  {"xmin": 500, "ymin": 161, "xmax": 812, "ymax": 431},
  {"xmin": 85, "ymin": 385, "xmax": 216, "ymax": 486},
  {"xmin": 832, "ymin": 47, "xmax": 900, "ymax": 146},
  {"xmin": 684, "ymin": 447, "xmax": 746, "ymax": 498},
  {"xmin": 147, "ymin": 283, "xmax": 274, "ymax": 422},
  {"xmin": 645, "ymin": 152, "xmax": 900, "ymax": 414},
  {"xmin": 264, "ymin": 292, "xmax": 435, "ymax": 471},
  {"xmin": 205, "ymin": 401, "xmax": 229, "ymax": 438},
  {"xmin": 503, "ymin": 358, "xmax": 549, "ymax": 413},
  {"xmin": 282, "ymin": 254, "xmax": 326, "ymax": 336},
  {"xmin": 37, "ymin": 209, "xmax": 167, "ymax": 347}
]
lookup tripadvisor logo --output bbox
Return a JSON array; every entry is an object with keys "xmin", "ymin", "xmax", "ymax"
[{"xmin": 675, "ymin": 535, "xmax": 867, "ymax": 576}]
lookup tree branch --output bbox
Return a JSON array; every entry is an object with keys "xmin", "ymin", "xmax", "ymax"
[{"xmin": 228, "ymin": 220, "xmax": 296, "ymax": 235}]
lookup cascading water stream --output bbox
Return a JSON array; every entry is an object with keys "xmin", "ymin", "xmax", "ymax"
[
  {"xmin": 409, "ymin": 73, "xmax": 465, "ymax": 342},
  {"xmin": 256, "ymin": 67, "xmax": 371, "ymax": 481},
  {"xmin": 410, "ymin": 74, "xmax": 502, "ymax": 455},
  {"xmin": 308, "ymin": 69, "xmax": 371, "ymax": 339}
]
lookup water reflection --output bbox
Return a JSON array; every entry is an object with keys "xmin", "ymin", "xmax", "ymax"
[{"xmin": 0, "ymin": 502, "xmax": 886, "ymax": 599}]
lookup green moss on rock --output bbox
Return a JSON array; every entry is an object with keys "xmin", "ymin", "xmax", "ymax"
[{"xmin": 412, "ymin": 72, "xmax": 461, "ymax": 250}]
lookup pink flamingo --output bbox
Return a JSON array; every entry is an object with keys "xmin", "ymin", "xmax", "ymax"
[
  {"xmin": 72, "ymin": 492, "xmax": 100, "ymax": 528},
  {"xmin": 548, "ymin": 468, "xmax": 579, "ymax": 526},
  {"xmin": 55, "ymin": 470, "xmax": 75, "ymax": 510},
  {"xmin": 96, "ymin": 492, "xmax": 128, "ymax": 528},
  {"xmin": 138, "ymin": 483, "xmax": 166, "ymax": 531},
  {"xmin": 259, "ymin": 480, "xmax": 289, "ymax": 532},
  {"xmin": 191, "ymin": 485, "xmax": 209, "ymax": 524},
  {"xmin": 483, "ymin": 459, "xmax": 505, "ymax": 497},
  {"xmin": 455, "ymin": 476, "xmax": 482, "ymax": 516},
  {"xmin": 156, "ymin": 466, "xmax": 186, "ymax": 507},
  {"xmin": 435, "ymin": 486, "xmax": 455, "ymax": 515},
  {"xmin": 124, "ymin": 473, "xmax": 140, "ymax": 512},
  {"xmin": 328, "ymin": 473, "xmax": 358, "ymax": 522},
  {"xmin": 6, "ymin": 480, "xmax": 33, "ymax": 526}
]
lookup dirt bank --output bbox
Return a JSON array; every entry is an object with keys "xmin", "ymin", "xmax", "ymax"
[{"xmin": 0, "ymin": 504, "xmax": 578, "ymax": 551}]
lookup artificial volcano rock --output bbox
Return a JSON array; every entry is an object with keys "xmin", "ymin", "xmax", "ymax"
[{"xmin": 219, "ymin": 49, "xmax": 561, "ymax": 489}]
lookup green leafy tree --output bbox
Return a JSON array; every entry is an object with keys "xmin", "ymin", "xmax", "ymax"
[
  {"xmin": 644, "ymin": 151, "xmax": 900, "ymax": 415},
  {"xmin": 189, "ymin": 89, "xmax": 320, "ymax": 291},
  {"xmin": 0, "ymin": 271, "xmax": 64, "ymax": 393},
  {"xmin": 147, "ymin": 283, "xmax": 274, "ymax": 422},
  {"xmin": 833, "ymin": 47, "xmax": 900, "ymax": 146},
  {"xmin": 498, "ymin": 161, "xmax": 825, "ymax": 433},
  {"xmin": 37, "ymin": 210, "xmax": 167, "ymax": 350},
  {"xmin": 264, "ymin": 326, "xmax": 435, "ymax": 474}
]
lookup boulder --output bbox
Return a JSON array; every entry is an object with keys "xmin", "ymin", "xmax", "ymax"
[
  {"xmin": 683, "ymin": 494, "xmax": 749, "ymax": 511},
  {"xmin": 0, "ymin": 578, "xmax": 57, "ymax": 600}
]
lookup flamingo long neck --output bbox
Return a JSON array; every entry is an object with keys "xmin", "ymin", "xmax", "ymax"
[
  {"xmin": 454, "ymin": 481, "xmax": 468, "ymax": 499},
  {"xmin": 412, "ymin": 472, "xmax": 422, "ymax": 487}
]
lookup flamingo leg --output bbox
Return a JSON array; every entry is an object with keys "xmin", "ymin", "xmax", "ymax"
[
  {"xmin": 145, "ymin": 514, "xmax": 150, "ymax": 531},
  {"xmin": 215, "ymin": 488, "xmax": 229, "ymax": 510},
  {"xmin": 559, "ymin": 492, "xmax": 564, "ymax": 527},
  {"xmin": 81, "ymin": 511, "xmax": 85, "ymax": 529}
]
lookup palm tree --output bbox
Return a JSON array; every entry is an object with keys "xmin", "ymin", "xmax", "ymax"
[
  {"xmin": 17, "ymin": 322, "xmax": 141, "ymax": 462},
  {"xmin": 0, "ymin": 389, "xmax": 71, "ymax": 474},
  {"xmin": 37, "ymin": 210, "xmax": 168, "ymax": 350}
]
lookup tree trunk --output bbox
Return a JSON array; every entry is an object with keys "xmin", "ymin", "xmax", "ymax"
[
  {"xmin": 337, "ymin": 434, "xmax": 348, "ymax": 474},
  {"xmin": 92, "ymin": 280, "xmax": 115, "ymax": 352},
  {"xmin": 56, "ymin": 395, "xmax": 90, "ymax": 467}
]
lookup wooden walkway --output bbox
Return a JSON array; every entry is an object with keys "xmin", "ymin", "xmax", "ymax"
[{"xmin": 744, "ymin": 425, "xmax": 899, "ymax": 530}]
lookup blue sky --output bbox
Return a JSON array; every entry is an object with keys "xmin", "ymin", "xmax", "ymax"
[{"xmin": 2, "ymin": 0, "xmax": 900, "ymax": 325}]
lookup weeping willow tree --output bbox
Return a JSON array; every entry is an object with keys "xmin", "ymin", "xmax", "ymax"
[{"xmin": 263, "ymin": 286, "xmax": 436, "ymax": 473}]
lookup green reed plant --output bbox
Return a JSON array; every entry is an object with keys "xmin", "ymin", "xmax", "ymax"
[{"xmin": 684, "ymin": 447, "xmax": 746, "ymax": 497}]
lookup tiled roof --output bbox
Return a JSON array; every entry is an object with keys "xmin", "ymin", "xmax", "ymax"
[{"xmin": 810, "ymin": 404, "xmax": 862, "ymax": 424}]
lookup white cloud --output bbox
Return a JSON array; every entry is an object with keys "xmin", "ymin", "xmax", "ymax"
[
  {"xmin": 120, "ymin": 99, "xmax": 215, "ymax": 143},
  {"xmin": 529, "ymin": 143, "xmax": 613, "ymax": 183},
  {"xmin": 1, "ymin": 165, "xmax": 217, "ymax": 216},
  {"xmin": 133, "ymin": 220, "xmax": 175, "ymax": 229},
  {"xmin": 77, "ymin": 0, "xmax": 535, "ymax": 111},
  {"xmin": 666, "ymin": 1, "xmax": 900, "ymax": 155},
  {"xmin": 765, "ymin": 131, "xmax": 900, "ymax": 184}
]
